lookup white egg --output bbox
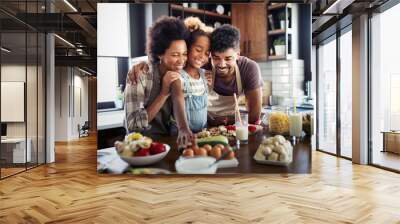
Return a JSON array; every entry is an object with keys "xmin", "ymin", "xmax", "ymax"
[
  {"xmin": 262, "ymin": 146, "xmax": 273, "ymax": 156},
  {"xmin": 262, "ymin": 137, "xmax": 274, "ymax": 145},
  {"xmin": 274, "ymin": 135, "xmax": 286, "ymax": 144},
  {"xmin": 273, "ymin": 145, "xmax": 286, "ymax": 154},
  {"xmin": 268, "ymin": 152, "xmax": 279, "ymax": 161},
  {"xmin": 284, "ymin": 142, "xmax": 293, "ymax": 153},
  {"xmin": 279, "ymin": 151, "xmax": 288, "ymax": 162}
]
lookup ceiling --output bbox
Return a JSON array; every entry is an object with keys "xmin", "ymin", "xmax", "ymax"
[
  {"xmin": 311, "ymin": 0, "xmax": 390, "ymax": 42},
  {"xmin": 0, "ymin": 0, "xmax": 97, "ymax": 74},
  {"xmin": 2, "ymin": 0, "xmax": 393, "ymax": 74}
]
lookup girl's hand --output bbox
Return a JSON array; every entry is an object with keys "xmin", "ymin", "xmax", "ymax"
[
  {"xmin": 161, "ymin": 71, "xmax": 181, "ymax": 97},
  {"xmin": 177, "ymin": 128, "xmax": 194, "ymax": 148}
]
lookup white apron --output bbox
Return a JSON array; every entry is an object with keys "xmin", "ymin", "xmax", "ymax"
[{"xmin": 207, "ymin": 64, "xmax": 243, "ymax": 120}]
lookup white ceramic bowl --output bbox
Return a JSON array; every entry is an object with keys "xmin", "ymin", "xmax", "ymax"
[
  {"xmin": 119, "ymin": 144, "xmax": 170, "ymax": 166},
  {"xmin": 175, "ymin": 156, "xmax": 218, "ymax": 174}
]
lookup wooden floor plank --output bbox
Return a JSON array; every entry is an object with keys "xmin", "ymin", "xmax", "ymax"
[{"xmin": 0, "ymin": 134, "xmax": 399, "ymax": 223}]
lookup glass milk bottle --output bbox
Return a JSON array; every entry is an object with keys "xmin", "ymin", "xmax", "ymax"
[
  {"xmin": 289, "ymin": 112, "xmax": 303, "ymax": 137},
  {"xmin": 235, "ymin": 112, "xmax": 249, "ymax": 144}
]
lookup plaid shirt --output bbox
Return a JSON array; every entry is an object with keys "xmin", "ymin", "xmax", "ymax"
[{"xmin": 124, "ymin": 63, "xmax": 157, "ymax": 133}]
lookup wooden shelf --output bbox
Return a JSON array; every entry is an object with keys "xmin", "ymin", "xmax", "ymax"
[
  {"xmin": 268, "ymin": 29, "xmax": 286, "ymax": 36},
  {"xmin": 171, "ymin": 4, "xmax": 231, "ymax": 20},
  {"xmin": 268, "ymin": 55, "xmax": 286, "ymax": 60},
  {"xmin": 268, "ymin": 3, "xmax": 286, "ymax": 10}
]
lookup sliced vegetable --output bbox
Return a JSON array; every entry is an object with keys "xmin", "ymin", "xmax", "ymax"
[{"xmin": 197, "ymin": 135, "xmax": 229, "ymax": 147}]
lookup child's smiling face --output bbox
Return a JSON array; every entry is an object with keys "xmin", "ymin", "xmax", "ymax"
[{"xmin": 187, "ymin": 35, "xmax": 210, "ymax": 69}]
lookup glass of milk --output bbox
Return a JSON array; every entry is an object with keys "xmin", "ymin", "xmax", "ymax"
[
  {"xmin": 235, "ymin": 112, "xmax": 249, "ymax": 144},
  {"xmin": 289, "ymin": 112, "xmax": 303, "ymax": 137}
]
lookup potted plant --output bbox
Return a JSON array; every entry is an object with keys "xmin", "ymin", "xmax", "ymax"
[
  {"xmin": 273, "ymin": 39, "xmax": 285, "ymax": 56},
  {"xmin": 278, "ymin": 13, "xmax": 286, "ymax": 29}
]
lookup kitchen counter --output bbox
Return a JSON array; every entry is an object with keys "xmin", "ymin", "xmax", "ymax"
[
  {"xmin": 239, "ymin": 105, "xmax": 314, "ymax": 114},
  {"xmin": 97, "ymin": 110, "xmax": 124, "ymax": 131},
  {"xmin": 97, "ymin": 130, "xmax": 311, "ymax": 174}
]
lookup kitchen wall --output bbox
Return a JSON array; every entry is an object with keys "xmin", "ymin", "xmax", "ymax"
[
  {"xmin": 259, "ymin": 59, "xmax": 305, "ymax": 105},
  {"xmin": 55, "ymin": 67, "xmax": 89, "ymax": 141}
]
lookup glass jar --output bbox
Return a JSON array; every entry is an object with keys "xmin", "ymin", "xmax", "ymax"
[{"xmin": 268, "ymin": 106, "xmax": 290, "ymax": 135}]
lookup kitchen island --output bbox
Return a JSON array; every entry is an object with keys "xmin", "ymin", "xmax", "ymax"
[{"xmin": 98, "ymin": 130, "xmax": 311, "ymax": 174}]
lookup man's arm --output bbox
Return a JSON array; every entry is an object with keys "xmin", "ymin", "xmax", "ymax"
[
  {"xmin": 245, "ymin": 87, "xmax": 262, "ymax": 124},
  {"xmin": 241, "ymin": 57, "xmax": 263, "ymax": 124}
]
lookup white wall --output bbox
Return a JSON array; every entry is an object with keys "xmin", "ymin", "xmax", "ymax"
[
  {"xmin": 97, "ymin": 57, "xmax": 118, "ymax": 103},
  {"xmin": 55, "ymin": 66, "xmax": 69, "ymax": 141},
  {"xmin": 98, "ymin": 3, "xmax": 130, "ymax": 57},
  {"xmin": 54, "ymin": 67, "xmax": 89, "ymax": 141}
]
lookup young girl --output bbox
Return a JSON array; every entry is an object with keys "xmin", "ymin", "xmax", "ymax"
[{"xmin": 179, "ymin": 17, "xmax": 213, "ymax": 133}]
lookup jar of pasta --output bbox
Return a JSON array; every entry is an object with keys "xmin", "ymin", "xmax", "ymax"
[{"xmin": 268, "ymin": 107, "xmax": 290, "ymax": 135}]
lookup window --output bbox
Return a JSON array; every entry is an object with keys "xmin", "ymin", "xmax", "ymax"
[
  {"xmin": 317, "ymin": 36, "xmax": 337, "ymax": 155},
  {"xmin": 370, "ymin": 3, "xmax": 400, "ymax": 171},
  {"xmin": 339, "ymin": 28, "xmax": 352, "ymax": 158}
]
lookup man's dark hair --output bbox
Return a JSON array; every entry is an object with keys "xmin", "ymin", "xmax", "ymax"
[
  {"xmin": 147, "ymin": 16, "xmax": 189, "ymax": 63},
  {"xmin": 210, "ymin": 24, "xmax": 240, "ymax": 53}
]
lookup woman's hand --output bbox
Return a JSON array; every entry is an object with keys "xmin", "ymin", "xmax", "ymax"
[
  {"xmin": 205, "ymin": 70, "xmax": 212, "ymax": 87},
  {"xmin": 177, "ymin": 128, "xmax": 194, "ymax": 148},
  {"xmin": 161, "ymin": 71, "xmax": 181, "ymax": 97},
  {"xmin": 127, "ymin": 62, "xmax": 149, "ymax": 84}
]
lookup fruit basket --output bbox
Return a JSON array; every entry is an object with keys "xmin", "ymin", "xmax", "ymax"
[{"xmin": 115, "ymin": 133, "xmax": 170, "ymax": 166}]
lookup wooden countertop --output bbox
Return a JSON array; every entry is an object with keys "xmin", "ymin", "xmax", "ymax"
[
  {"xmin": 155, "ymin": 132, "xmax": 311, "ymax": 174},
  {"xmin": 99, "ymin": 130, "xmax": 311, "ymax": 174}
]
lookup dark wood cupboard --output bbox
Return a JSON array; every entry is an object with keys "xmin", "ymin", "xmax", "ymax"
[{"xmin": 232, "ymin": 3, "xmax": 268, "ymax": 61}]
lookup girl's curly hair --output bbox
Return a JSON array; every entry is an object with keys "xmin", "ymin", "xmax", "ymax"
[{"xmin": 183, "ymin": 16, "xmax": 213, "ymax": 49}]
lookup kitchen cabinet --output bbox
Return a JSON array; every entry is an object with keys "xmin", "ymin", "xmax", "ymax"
[
  {"xmin": 232, "ymin": 3, "xmax": 268, "ymax": 61},
  {"xmin": 170, "ymin": 4, "xmax": 231, "ymax": 28},
  {"xmin": 267, "ymin": 3, "xmax": 292, "ymax": 60}
]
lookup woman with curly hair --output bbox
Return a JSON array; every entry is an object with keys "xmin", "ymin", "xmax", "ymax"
[
  {"xmin": 124, "ymin": 16, "xmax": 193, "ymax": 146},
  {"xmin": 128, "ymin": 17, "xmax": 213, "ymax": 134}
]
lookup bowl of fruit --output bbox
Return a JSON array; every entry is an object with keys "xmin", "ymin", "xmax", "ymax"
[{"xmin": 115, "ymin": 133, "xmax": 170, "ymax": 166}]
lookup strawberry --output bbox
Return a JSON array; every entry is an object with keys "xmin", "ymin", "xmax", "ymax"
[
  {"xmin": 135, "ymin": 148, "xmax": 150, "ymax": 157},
  {"xmin": 248, "ymin": 125, "xmax": 257, "ymax": 133},
  {"xmin": 150, "ymin": 142, "xmax": 166, "ymax": 155},
  {"xmin": 226, "ymin": 125, "xmax": 236, "ymax": 131}
]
